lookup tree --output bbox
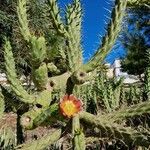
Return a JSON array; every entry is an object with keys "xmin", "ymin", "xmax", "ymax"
[
  {"xmin": 120, "ymin": 6, "xmax": 150, "ymax": 79},
  {"xmin": 121, "ymin": 32, "xmax": 148, "ymax": 77}
]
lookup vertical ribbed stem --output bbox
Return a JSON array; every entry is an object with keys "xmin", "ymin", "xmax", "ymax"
[
  {"xmin": 144, "ymin": 69, "xmax": 150, "ymax": 101},
  {"xmin": 72, "ymin": 115, "xmax": 85, "ymax": 150}
]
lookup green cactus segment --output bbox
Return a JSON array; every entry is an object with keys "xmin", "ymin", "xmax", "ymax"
[
  {"xmin": 72, "ymin": 115, "xmax": 86, "ymax": 150},
  {"xmin": 65, "ymin": 0, "xmax": 83, "ymax": 71},
  {"xmin": 48, "ymin": 0, "xmax": 67, "ymax": 36},
  {"xmin": 47, "ymin": 63, "xmax": 60, "ymax": 75},
  {"xmin": 82, "ymin": 0, "xmax": 127, "ymax": 72},
  {"xmin": 35, "ymin": 90, "xmax": 51, "ymax": 107},
  {"xmin": 32, "ymin": 63, "xmax": 48, "ymax": 91},
  {"xmin": 4, "ymin": 39, "xmax": 34, "ymax": 104},
  {"xmin": 71, "ymin": 70, "xmax": 91, "ymax": 85},
  {"xmin": 49, "ymin": 72, "xmax": 71, "ymax": 91},
  {"xmin": 29, "ymin": 36, "xmax": 47, "ymax": 67},
  {"xmin": 16, "ymin": 129, "xmax": 62, "ymax": 150},
  {"xmin": 17, "ymin": 0, "xmax": 48, "ymax": 90},
  {"xmin": 20, "ymin": 107, "xmax": 43, "ymax": 130},
  {"xmin": 144, "ymin": 49, "xmax": 150, "ymax": 100},
  {"xmin": 17, "ymin": 0, "xmax": 31, "ymax": 41},
  {"xmin": 127, "ymin": 0, "xmax": 150, "ymax": 7},
  {"xmin": 32, "ymin": 103, "xmax": 61, "ymax": 127},
  {"xmin": 0, "ymin": 90, "xmax": 5, "ymax": 119},
  {"xmin": 20, "ymin": 103, "xmax": 59, "ymax": 130},
  {"xmin": 84, "ymin": 97, "xmax": 150, "ymax": 123},
  {"xmin": 17, "ymin": 0, "xmax": 47, "ymax": 62},
  {"xmin": 108, "ymin": 99, "xmax": 150, "ymax": 122},
  {"xmin": 66, "ymin": 0, "xmax": 82, "ymax": 47},
  {"xmin": 29, "ymin": 37, "xmax": 48, "ymax": 90},
  {"xmin": 48, "ymin": 0, "xmax": 83, "ymax": 71},
  {"xmin": 94, "ymin": 74, "xmax": 124, "ymax": 112},
  {"xmin": 79, "ymin": 111, "xmax": 150, "ymax": 147},
  {"xmin": 145, "ymin": 66, "xmax": 150, "ymax": 100}
]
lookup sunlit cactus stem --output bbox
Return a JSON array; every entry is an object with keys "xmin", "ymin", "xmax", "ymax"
[
  {"xmin": 72, "ymin": 115, "xmax": 86, "ymax": 150},
  {"xmin": 4, "ymin": 38, "xmax": 35, "ymax": 104},
  {"xmin": 20, "ymin": 104, "xmax": 59, "ymax": 130},
  {"xmin": 17, "ymin": 0, "xmax": 48, "ymax": 91},
  {"xmin": 145, "ymin": 67, "xmax": 150, "ymax": 100},
  {"xmin": 79, "ymin": 111, "xmax": 150, "ymax": 147},
  {"xmin": 144, "ymin": 49, "xmax": 150, "ymax": 100}
]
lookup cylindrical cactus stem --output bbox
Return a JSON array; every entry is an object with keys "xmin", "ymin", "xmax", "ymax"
[
  {"xmin": 146, "ymin": 67, "xmax": 150, "ymax": 100},
  {"xmin": 34, "ymin": 90, "xmax": 52, "ymax": 107},
  {"xmin": 144, "ymin": 51, "xmax": 150, "ymax": 100},
  {"xmin": 71, "ymin": 70, "xmax": 88, "ymax": 85},
  {"xmin": 17, "ymin": 0, "xmax": 31, "ymax": 41},
  {"xmin": 72, "ymin": 115, "xmax": 86, "ymax": 150},
  {"xmin": 82, "ymin": 0, "xmax": 127, "ymax": 72},
  {"xmin": 20, "ymin": 103, "xmax": 62, "ymax": 130},
  {"xmin": 47, "ymin": 0, "xmax": 68, "ymax": 37},
  {"xmin": 70, "ymin": 69, "xmax": 96, "ymax": 86},
  {"xmin": 47, "ymin": 62, "xmax": 60, "ymax": 75},
  {"xmin": 32, "ymin": 63, "xmax": 48, "ymax": 91},
  {"xmin": 17, "ymin": 0, "xmax": 49, "ymax": 90},
  {"xmin": 79, "ymin": 111, "xmax": 150, "ymax": 147},
  {"xmin": 49, "ymin": 72, "xmax": 71, "ymax": 92},
  {"xmin": 4, "ymin": 39, "xmax": 34, "ymax": 104},
  {"xmin": 16, "ymin": 129, "xmax": 62, "ymax": 150},
  {"xmin": 90, "ymin": 99, "xmax": 150, "ymax": 123},
  {"xmin": 107, "ymin": 100, "xmax": 150, "ymax": 122}
]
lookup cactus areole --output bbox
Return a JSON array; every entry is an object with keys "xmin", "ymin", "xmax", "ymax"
[{"xmin": 59, "ymin": 95, "xmax": 82, "ymax": 118}]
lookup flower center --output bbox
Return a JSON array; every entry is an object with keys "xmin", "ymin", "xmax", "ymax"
[{"xmin": 59, "ymin": 95, "xmax": 82, "ymax": 118}]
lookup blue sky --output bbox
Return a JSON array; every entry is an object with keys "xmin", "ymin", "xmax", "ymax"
[{"xmin": 59, "ymin": 0, "xmax": 125, "ymax": 64}]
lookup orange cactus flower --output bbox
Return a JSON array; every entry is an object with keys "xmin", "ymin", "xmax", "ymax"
[{"xmin": 59, "ymin": 94, "xmax": 82, "ymax": 118}]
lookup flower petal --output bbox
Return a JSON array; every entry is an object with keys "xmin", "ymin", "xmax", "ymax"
[{"xmin": 59, "ymin": 94, "xmax": 82, "ymax": 118}]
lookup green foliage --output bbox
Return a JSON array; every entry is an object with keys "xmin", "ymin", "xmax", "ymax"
[
  {"xmin": 121, "ymin": 33, "xmax": 148, "ymax": 76},
  {"xmin": 120, "ymin": 7, "xmax": 150, "ymax": 76},
  {"xmin": 1, "ymin": 0, "xmax": 150, "ymax": 149},
  {"xmin": 120, "ymin": 6, "xmax": 150, "ymax": 102},
  {"xmin": 75, "ymin": 71, "xmax": 124, "ymax": 113},
  {"xmin": 93, "ymin": 73, "xmax": 124, "ymax": 112}
]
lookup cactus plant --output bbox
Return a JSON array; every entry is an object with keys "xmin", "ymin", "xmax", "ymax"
[
  {"xmin": 144, "ymin": 49, "xmax": 150, "ymax": 101},
  {"xmin": 1, "ymin": 0, "xmax": 150, "ymax": 149}
]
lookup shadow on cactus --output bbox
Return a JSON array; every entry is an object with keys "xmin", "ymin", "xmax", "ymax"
[{"xmin": 1, "ymin": 0, "xmax": 150, "ymax": 149}]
